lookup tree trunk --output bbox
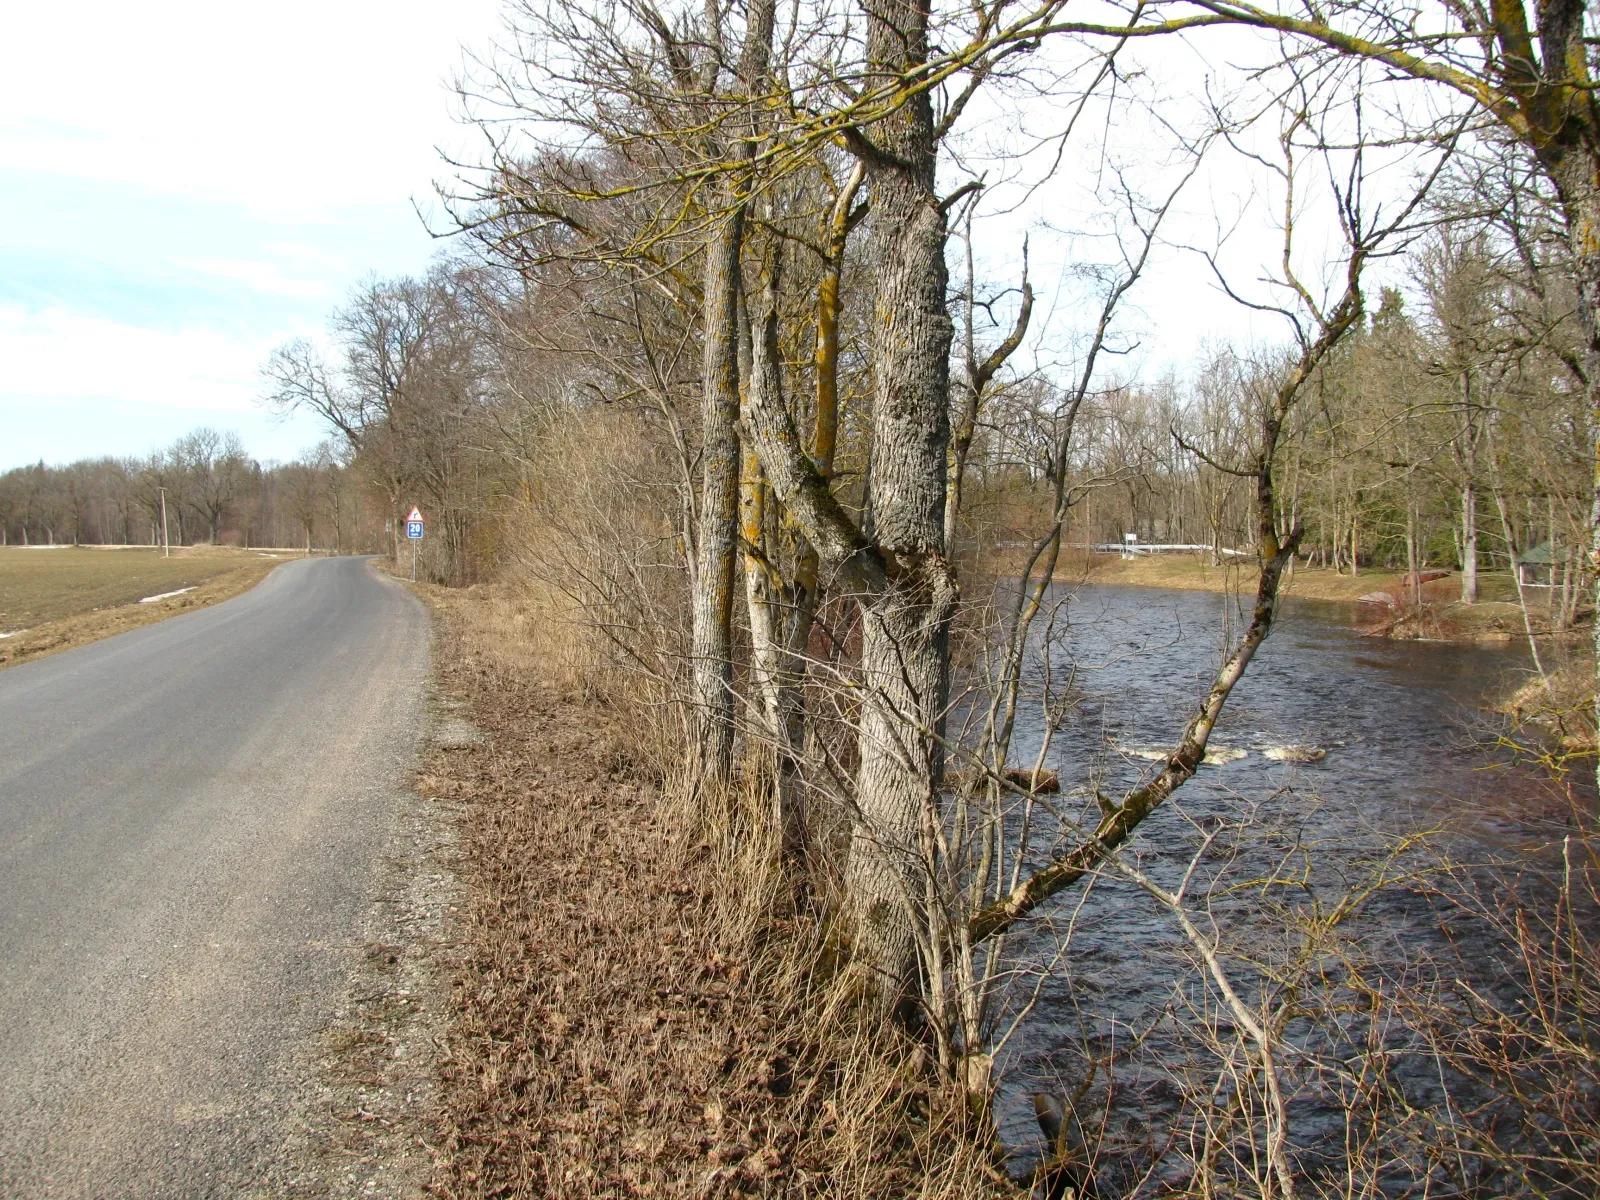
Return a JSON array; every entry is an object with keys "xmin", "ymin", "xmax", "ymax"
[
  {"xmin": 845, "ymin": 0, "xmax": 959, "ymax": 1006},
  {"xmin": 1460, "ymin": 479, "xmax": 1478, "ymax": 604},
  {"xmin": 1405, "ymin": 494, "xmax": 1420, "ymax": 611},
  {"xmin": 1458, "ymin": 371, "xmax": 1480, "ymax": 604},
  {"xmin": 687, "ymin": 0, "xmax": 774, "ymax": 798},
  {"xmin": 688, "ymin": 207, "xmax": 743, "ymax": 793},
  {"xmin": 388, "ymin": 486, "xmax": 401, "ymax": 562},
  {"xmin": 1544, "ymin": 149, "xmax": 1600, "ymax": 788},
  {"xmin": 742, "ymin": 284, "xmax": 812, "ymax": 854}
]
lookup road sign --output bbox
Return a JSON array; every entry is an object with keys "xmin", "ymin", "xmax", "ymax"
[
  {"xmin": 406, "ymin": 520, "xmax": 424, "ymax": 539},
  {"xmin": 405, "ymin": 506, "xmax": 424, "ymax": 523}
]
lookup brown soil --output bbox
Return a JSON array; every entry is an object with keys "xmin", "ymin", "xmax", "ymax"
[
  {"xmin": 414, "ymin": 582, "xmax": 1012, "ymax": 1199},
  {"xmin": 0, "ymin": 552, "xmax": 298, "ymax": 671}
]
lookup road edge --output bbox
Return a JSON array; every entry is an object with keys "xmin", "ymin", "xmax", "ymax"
[{"xmin": 257, "ymin": 561, "xmax": 464, "ymax": 1198}]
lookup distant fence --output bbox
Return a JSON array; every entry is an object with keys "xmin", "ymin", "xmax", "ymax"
[
  {"xmin": 989, "ymin": 541, "xmax": 1251, "ymax": 557},
  {"xmin": 1070, "ymin": 542, "xmax": 1250, "ymax": 558}
]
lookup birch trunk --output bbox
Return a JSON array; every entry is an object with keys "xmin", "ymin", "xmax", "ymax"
[{"xmin": 1457, "ymin": 372, "xmax": 1480, "ymax": 604}]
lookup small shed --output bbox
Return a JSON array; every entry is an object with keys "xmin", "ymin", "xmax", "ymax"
[{"xmin": 1516, "ymin": 542, "xmax": 1558, "ymax": 588}]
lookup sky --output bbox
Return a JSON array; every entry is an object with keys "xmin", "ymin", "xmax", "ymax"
[
  {"xmin": 0, "ymin": 0, "xmax": 501, "ymax": 470},
  {"xmin": 0, "ymin": 4, "xmax": 1436, "ymax": 472},
  {"xmin": 947, "ymin": 23, "xmax": 1444, "ymax": 389}
]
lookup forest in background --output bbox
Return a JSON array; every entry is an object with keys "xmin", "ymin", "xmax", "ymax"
[{"xmin": 0, "ymin": 430, "xmax": 372, "ymax": 553}]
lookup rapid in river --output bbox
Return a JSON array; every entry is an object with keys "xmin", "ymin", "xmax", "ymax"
[{"xmin": 985, "ymin": 582, "xmax": 1584, "ymax": 1188}]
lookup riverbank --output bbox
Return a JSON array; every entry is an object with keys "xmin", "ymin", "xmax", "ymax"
[
  {"xmin": 405, "ymin": 572, "xmax": 1009, "ymax": 1198},
  {"xmin": 1497, "ymin": 656, "xmax": 1599, "ymax": 754},
  {"xmin": 1071, "ymin": 552, "xmax": 1581, "ymax": 643}
]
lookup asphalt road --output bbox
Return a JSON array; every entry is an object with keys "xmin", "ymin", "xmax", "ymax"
[{"xmin": 0, "ymin": 555, "xmax": 429, "ymax": 1197}]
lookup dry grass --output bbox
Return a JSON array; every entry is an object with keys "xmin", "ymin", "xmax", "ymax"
[
  {"xmin": 0, "ymin": 544, "xmax": 293, "ymax": 627},
  {"xmin": 1070, "ymin": 551, "xmax": 1522, "ymax": 605},
  {"xmin": 0, "ymin": 547, "xmax": 302, "ymax": 671},
  {"xmin": 412, "ymin": 576, "xmax": 1014, "ymax": 1199},
  {"xmin": 1362, "ymin": 598, "xmax": 1561, "ymax": 641},
  {"xmin": 1497, "ymin": 654, "xmax": 1598, "ymax": 754}
]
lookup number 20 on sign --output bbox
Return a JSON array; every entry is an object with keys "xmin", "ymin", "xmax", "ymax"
[{"xmin": 405, "ymin": 520, "xmax": 424, "ymax": 539}]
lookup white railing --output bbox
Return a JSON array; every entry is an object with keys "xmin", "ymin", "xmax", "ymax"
[{"xmin": 1069, "ymin": 542, "xmax": 1251, "ymax": 557}]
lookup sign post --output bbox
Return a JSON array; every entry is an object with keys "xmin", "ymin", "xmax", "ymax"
[{"xmin": 404, "ymin": 506, "xmax": 424, "ymax": 580}]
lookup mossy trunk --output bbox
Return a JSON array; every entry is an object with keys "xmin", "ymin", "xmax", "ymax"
[{"xmin": 844, "ymin": 0, "xmax": 958, "ymax": 1005}]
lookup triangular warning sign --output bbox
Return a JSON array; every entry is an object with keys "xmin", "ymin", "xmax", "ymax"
[{"xmin": 406, "ymin": 506, "xmax": 424, "ymax": 523}]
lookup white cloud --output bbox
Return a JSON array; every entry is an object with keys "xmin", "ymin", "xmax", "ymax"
[
  {"xmin": 0, "ymin": 304, "xmax": 282, "ymax": 413},
  {"xmin": 0, "ymin": 1, "xmax": 502, "ymax": 463},
  {"xmin": 0, "ymin": 0, "xmax": 501, "ymax": 219},
  {"xmin": 169, "ymin": 257, "xmax": 332, "ymax": 299}
]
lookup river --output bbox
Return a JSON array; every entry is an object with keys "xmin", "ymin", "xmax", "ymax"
[{"xmin": 985, "ymin": 583, "xmax": 1582, "ymax": 1190}]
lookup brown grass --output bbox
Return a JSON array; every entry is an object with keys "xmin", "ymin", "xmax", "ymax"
[
  {"xmin": 1067, "ymin": 550, "xmax": 1522, "ymax": 605},
  {"xmin": 411, "ymin": 577, "xmax": 1014, "ymax": 1199},
  {"xmin": 1360, "ymin": 598, "xmax": 1558, "ymax": 641},
  {"xmin": 1497, "ymin": 653, "xmax": 1598, "ymax": 754},
  {"xmin": 0, "ymin": 547, "xmax": 302, "ymax": 671},
  {"xmin": 0, "ymin": 544, "xmax": 297, "ymax": 626}
]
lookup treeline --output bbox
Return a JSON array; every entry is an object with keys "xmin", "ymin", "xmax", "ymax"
[
  {"xmin": 0, "ymin": 429, "xmax": 375, "ymax": 552},
  {"xmin": 1051, "ymin": 248, "xmax": 1587, "ymax": 615},
  {"xmin": 263, "ymin": 269, "xmax": 521, "ymax": 586}
]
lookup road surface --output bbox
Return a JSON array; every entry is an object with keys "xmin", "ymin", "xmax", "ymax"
[{"xmin": 0, "ymin": 556, "xmax": 429, "ymax": 1196}]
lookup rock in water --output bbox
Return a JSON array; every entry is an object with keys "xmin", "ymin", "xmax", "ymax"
[
  {"xmin": 1003, "ymin": 766, "xmax": 1061, "ymax": 793},
  {"xmin": 1262, "ymin": 744, "xmax": 1326, "ymax": 763},
  {"xmin": 1117, "ymin": 745, "xmax": 1246, "ymax": 765},
  {"xmin": 1031, "ymin": 1094, "xmax": 1098, "ymax": 1200}
]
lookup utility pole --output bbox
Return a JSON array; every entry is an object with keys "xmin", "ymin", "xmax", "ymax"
[{"xmin": 158, "ymin": 487, "xmax": 170, "ymax": 558}]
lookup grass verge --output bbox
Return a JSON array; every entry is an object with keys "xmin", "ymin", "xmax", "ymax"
[
  {"xmin": 410, "ymin": 576, "xmax": 1012, "ymax": 1199},
  {"xmin": 0, "ymin": 549, "xmax": 302, "ymax": 671}
]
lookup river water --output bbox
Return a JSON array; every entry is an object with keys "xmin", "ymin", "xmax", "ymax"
[{"xmin": 984, "ymin": 583, "xmax": 1582, "ymax": 1189}]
